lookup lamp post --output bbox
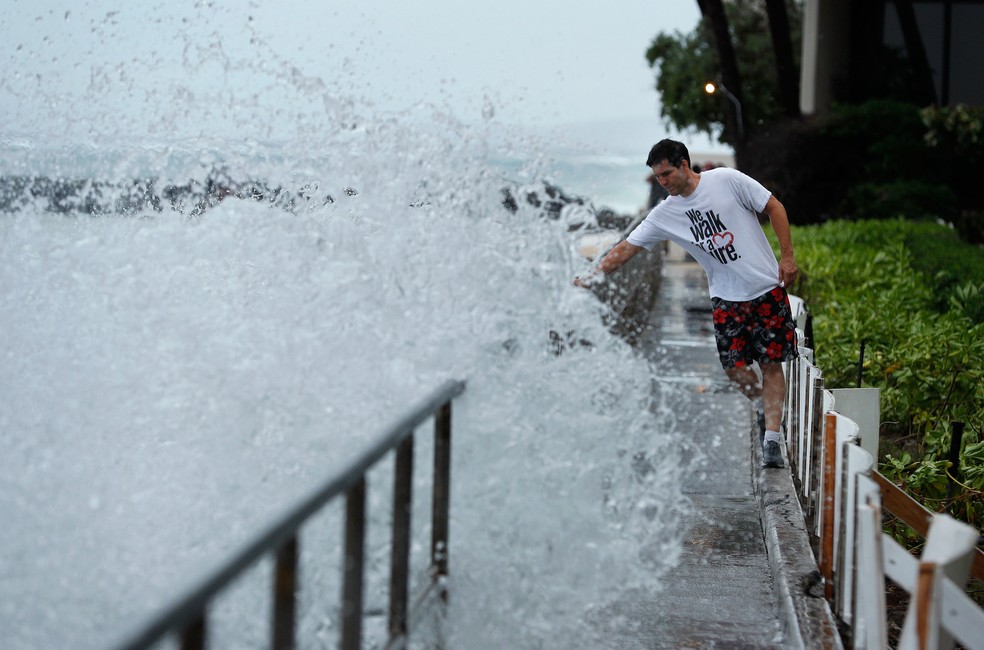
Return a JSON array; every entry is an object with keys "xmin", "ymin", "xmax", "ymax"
[{"xmin": 704, "ymin": 81, "xmax": 743, "ymax": 143}]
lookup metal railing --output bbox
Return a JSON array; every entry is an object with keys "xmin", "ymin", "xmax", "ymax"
[{"xmin": 108, "ymin": 378, "xmax": 466, "ymax": 650}]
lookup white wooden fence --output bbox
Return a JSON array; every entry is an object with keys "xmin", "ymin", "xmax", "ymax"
[{"xmin": 783, "ymin": 295, "xmax": 984, "ymax": 649}]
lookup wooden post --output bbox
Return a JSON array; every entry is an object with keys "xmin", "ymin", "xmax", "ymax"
[
  {"xmin": 786, "ymin": 355, "xmax": 799, "ymax": 472},
  {"xmin": 820, "ymin": 412, "xmax": 837, "ymax": 600},
  {"xmin": 806, "ymin": 375, "xmax": 825, "ymax": 531},
  {"xmin": 853, "ymin": 475, "xmax": 888, "ymax": 650},
  {"xmin": 916, "ymin": 562, "xmax": 938, "ymax": 650}
]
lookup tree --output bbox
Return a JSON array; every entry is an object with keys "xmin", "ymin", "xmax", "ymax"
[
  {"xmin": 697, "ymin": 0, "xmax": 746, "ymax": 147},
  {"xmin": 645, "ymin": 0, "xmax": 802, "ymax": 149},
  {"xmin": 764, "ymin": 0, "xmax": 800, "ymax": 117},
  {"xmin": 893, "ymin": 0, "xmax": 937, "ymax": 105}
]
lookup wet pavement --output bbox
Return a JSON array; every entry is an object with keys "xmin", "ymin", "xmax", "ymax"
[{"xmin": 598, "ymin": 243, "xmax": 841, "ymax": 649}]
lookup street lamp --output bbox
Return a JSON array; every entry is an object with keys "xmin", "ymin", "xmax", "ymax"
[{"xmin": 704, "ymin": 81, "xmax": 743, "ymax": 142}]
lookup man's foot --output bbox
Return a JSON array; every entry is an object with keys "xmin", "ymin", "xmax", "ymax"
[{"xmin": 763, "ymin": 440, "xmax": 784, "ymax": 468}]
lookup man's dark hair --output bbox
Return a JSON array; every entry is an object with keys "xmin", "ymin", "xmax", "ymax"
[{"xmin": 646, "ymin": 139, "xmax": 690, "ymax": 169}]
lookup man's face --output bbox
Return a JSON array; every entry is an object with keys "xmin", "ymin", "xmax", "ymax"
[{"xmin": 650, "ymin": 159, "xmax": 689, "ymax": 196}]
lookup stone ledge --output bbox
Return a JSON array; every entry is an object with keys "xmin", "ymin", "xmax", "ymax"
[{"xmin": 751, "ymin": 416, "xmax": 844, "ymax": 649}]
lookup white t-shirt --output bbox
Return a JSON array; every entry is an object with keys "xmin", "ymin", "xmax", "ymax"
[{"xmin": 627, "ymin": 167, "xmax": 780, "ymax": 301}]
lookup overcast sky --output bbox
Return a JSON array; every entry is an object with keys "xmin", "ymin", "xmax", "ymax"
[{"xmin": 1, "ymin": 1, "xmax": 726, "ymax": 155}]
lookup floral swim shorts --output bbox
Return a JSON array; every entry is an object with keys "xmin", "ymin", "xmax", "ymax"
[{"xmin": 711, "ymin": 286, "xmax": 798, "ymax": 369}]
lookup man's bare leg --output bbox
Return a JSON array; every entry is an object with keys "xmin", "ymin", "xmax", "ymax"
[
  {"xmin": 724, "ymin": 365, "xmax": 762, "ymax": 403},
  {"xmin": 758, "ymin": 363, "xmax": 786, "ymax": 467},
  {"xmin": 726, "ymin": 363, "xmax": 786, "ymax": 468},
  {"xmin": 725, "ymin": 365, "xmax": 766, "ymax": 441},
  {"xmin": 724, "ymin": 364, "xmax": 785, "ymax": 429},
  {"xmin": 759, "ymin": 363, "xmax": 785, "ymax": 433}
]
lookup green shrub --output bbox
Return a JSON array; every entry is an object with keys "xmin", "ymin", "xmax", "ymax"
[
  {"xmin": 824, "ymin": 100, "xmax": 935, "ymax": 183},
  {"xmin": 773, "ymin": 219, "xmax": 984, "ymax": 525},
  {"xmin": 787, "ymin": 220, "xmax": 983, "ymax": 429},
  {"xmin": 843, "ymin": 182, "xmax": 957, "ymax": 223},
  {"xmin": 744, "ymin": 101, "xmax": 984, "ymax": 243},
  {"xmin": 899, "ymin": 219, "xmax": 984, "ymax": 322},
  {"xmin": 922, "ymin": 103, "xmax": 984, "ymax": 170},
  {"xmin": 922, "ymin": 104, "xmax": 984, "ymax": 243}
]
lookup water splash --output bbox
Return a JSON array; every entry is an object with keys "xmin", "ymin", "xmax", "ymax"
[{"xmin": 0, "ymin": 4, "xmax": 685, "ymax": 649}]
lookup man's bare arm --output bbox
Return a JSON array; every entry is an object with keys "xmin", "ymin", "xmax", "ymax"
[
  {"xmin": 573, "ymin": 240, "xmax": 644, "ymax": 287},
  {"xmin": 762, "ymin": 195, "xmax": 798, "ymax": 287}
]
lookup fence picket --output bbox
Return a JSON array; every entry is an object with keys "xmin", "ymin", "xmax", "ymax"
[{"xmin": 783, "ymin": 294, "xmax": 984, "ymax": 649}]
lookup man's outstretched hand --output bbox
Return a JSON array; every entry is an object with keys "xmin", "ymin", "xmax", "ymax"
[{"xmin": 572, "ymin": 270, "xmax": 601, "ymax": 288}]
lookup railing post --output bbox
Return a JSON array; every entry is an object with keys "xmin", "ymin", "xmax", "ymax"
[
  {"xmin": 790, "ymin": 355, "xmax": 802, "ymax": 472},
  {"xmin": 855, "ymin": 340, "xmax": 866, "ymax": 389},
  {"xmin": 793, "ymin": 354, "xmax": 808, "ymax": 474},
  {"xmin": 432, "ymin": 401, "xmax": 453, "ymax": 600},
  {"xmin": 272, "ymin": 535, "xmax": 299, "ymax": 650},
  {"xmin": 180, "ymin": 612, "xmax": 206, "ymax": 650},
  {"xmin": 820, "ymin": 413, "xmax": 837, "ymax": 601},
  {"xmin": 785, "ymin": 355, "xmax": 798, "ymax": 469},
  {"xmin": 807, "ymin": 376, "xmax": 825, "ymax": 530},
  {"xmin": 389, "ymin": 435, "xmax": 414, "ymax": 640},
  {"xmin": 342, "ymin": 478, "xmax": 366, "ymax": 650},
  {"xmin": 853, "ymin": 477, "xmax": 888, "ymax": 650},
  {"xmin": 916, "ymin": 561, "xmax": 938, "ymax": 649},
  {"xmin": 947, "ymin": 421, "xmax": 965, "ymax": 499}
]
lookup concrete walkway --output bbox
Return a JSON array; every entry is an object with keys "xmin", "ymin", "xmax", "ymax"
[{"xmin": 598, "ymin": 243, "xmax": 841, "ymax": 649}]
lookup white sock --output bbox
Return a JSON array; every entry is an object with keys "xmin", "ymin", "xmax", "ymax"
[{"xmin": 764, "ymin": 430, "xmax": 782, "ymax": 444}]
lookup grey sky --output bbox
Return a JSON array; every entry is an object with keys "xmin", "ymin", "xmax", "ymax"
[{"xmin": 1, "ymin": 1, "xmax": 724, "ymax": 154}]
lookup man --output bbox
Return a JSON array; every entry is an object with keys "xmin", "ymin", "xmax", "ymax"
[{"xmin": 574, "ymin": 139, "xmax": 798, "ymax": 468}]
